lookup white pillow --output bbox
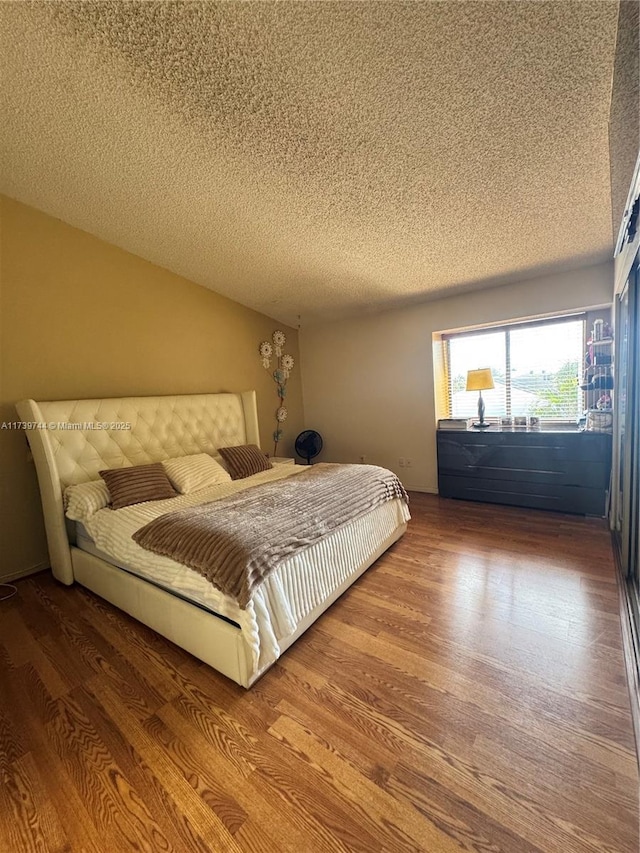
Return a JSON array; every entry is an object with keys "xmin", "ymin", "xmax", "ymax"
[
  {"xmin": 65, "ymin": 479, "xmax": 110, "ymax": 522},
  {"xmin": 162, "ymin": 453, "xmax": 231, "ymax": 493}
]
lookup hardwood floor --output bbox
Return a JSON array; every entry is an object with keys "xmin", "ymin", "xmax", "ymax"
[{"xmin": 0, "ymin": 494, "xmax": 637, "ymax": 852}]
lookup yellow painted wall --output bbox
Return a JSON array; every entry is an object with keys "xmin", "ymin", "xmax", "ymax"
[{"xmin": 0, "ymin": 196, "xmax": 304, "ymax": 581}]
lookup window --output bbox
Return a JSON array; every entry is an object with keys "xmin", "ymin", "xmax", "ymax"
[{"xmin": 445, "ymin": 317, "xmax": 584, "ymax": 422}]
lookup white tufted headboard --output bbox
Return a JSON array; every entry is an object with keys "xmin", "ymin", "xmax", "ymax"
[{"xmin": 16, "ymin": 392, "xmax": 260, "ymax": 585}]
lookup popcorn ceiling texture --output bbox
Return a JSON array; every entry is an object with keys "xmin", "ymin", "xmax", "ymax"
[{"xmin": 0, "ymin": 1, "xmax": 620, "ymax": 325}]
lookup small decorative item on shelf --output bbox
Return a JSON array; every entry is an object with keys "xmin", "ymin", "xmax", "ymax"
[
  {"xmin": 513, "ymin": 416, "xmax": 527, "ymax": 430},
  {"xmin": 500, "ymin": 416, "xmax": 513, "ymax": 430},
  {"xmin": 259, "ymin": 330, "xmax": 295, "ymax": 457},
  {"xmin": 586, "ymin": 410, "xmax": 613, "ymax": 433},
  {"xmin": 529, "ymin": 416, "xmax": 540, "ymax": 430},
  {"xmin": 580, "ymin": 373, "xmax": 614, "ymax": 391}
]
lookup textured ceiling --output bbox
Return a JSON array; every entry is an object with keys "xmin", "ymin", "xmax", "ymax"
[{"xmin": 0, "ymin": 1, "xmax": 620, "ymax": 326}]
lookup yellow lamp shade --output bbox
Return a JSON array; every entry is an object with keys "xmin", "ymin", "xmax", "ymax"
[{"xmin": 466, "ymin": 368, "xmax": 494, "ymax": 392}]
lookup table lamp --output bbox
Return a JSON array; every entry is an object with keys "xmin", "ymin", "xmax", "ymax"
[{"xmin": 466, "ymin": 368, "xmax": 494, "ymax": 428}]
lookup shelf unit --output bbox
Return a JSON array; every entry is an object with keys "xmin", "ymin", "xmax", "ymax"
[{"xmin": 581, "ymin": 328, "xmax": 614, "ymax": 431}]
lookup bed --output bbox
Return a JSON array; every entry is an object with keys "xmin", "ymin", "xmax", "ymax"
[{"xmin": 16, "ymin": 392, "xmax": 409, "ymax": 687}]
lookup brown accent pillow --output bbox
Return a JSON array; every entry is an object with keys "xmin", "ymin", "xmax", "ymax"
[
  {"xmin": 99, "ymin": 463, "xmax": 178, "ymax": 509},
  {"xmin": 218, "ymin": 444, "xmax": 272, "ymax": 480}
]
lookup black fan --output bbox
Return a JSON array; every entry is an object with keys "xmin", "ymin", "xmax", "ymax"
[{"xmin": 295, "ymin": 430, "xmax": 323, "ymax": 465}]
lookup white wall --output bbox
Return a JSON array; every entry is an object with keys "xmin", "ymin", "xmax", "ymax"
[{"xmin": 300, "ymin": 262, "xmax": 613, "ymax": 492}]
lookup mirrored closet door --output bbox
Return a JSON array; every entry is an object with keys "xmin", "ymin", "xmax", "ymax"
[{"xmin": 613, "ymin": 256, "xmax": 639, "ymax": 638}]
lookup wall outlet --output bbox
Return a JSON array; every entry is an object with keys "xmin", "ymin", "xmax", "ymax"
[
  {"xmin": 398, "ymin": 457, "xmax": 405, "ymax": 467},
  {"xmin": 405, "ymin": 458, "xmax": 413, "ymax": 468}
]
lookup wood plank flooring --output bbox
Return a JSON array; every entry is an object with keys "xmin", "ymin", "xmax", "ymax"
[{"xmin": 0, "ymin": 493, "xmax": 637, "ymax": 852}]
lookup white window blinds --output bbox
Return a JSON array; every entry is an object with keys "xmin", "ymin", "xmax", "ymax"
[{"xmin": 445, "ymin": 317, "xmax": 584, "ymax": 421}]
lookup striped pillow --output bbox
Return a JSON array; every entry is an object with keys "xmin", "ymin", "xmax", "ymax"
[
  {"xmin": 99, "ymin": 463, "xmax": 178, "ymax": 509},
  {"xmin": 64, "ymin": 479, "xmax": 111, "ymax": 522},
  {"xmin": 218, "ymin": 444, "xmax": 272, "ymax": 480},
  {"xmin": 163, "ymin": 453, "xmax": 231, "ymax": 493}
]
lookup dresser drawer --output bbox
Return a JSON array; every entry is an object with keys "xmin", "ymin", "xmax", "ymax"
[{"xmin": 436, "ymin": 430, "xmax": 611, "ymax": 515}]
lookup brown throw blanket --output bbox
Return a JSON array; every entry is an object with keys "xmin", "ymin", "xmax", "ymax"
[{"xmin": 133, "ymin": 463, "xmax": 408, "ymax": 608}]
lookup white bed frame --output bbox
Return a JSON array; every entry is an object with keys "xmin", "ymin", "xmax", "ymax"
[{"xmin": 17, "ymin": 392, "xmax": 406, "ymax": 687}]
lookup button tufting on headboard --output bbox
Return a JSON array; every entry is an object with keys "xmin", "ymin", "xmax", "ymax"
[
  {"xmin": 35, "ymin": 394, "xmax": 251, "ymax": 488},
  {"xmin": 15, "ymin": 392, "xmax": 260, "ymax": 584}
]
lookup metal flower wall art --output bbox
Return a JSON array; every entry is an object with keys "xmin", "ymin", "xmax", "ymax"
[{"xmin": 259, "ymin": 330, "xmax": 295, "ymax": 456}]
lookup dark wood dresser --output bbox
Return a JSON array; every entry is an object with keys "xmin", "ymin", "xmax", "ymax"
[{"xmin": 436, "ymin": 428, "xmax": 612, "ymax": 516}]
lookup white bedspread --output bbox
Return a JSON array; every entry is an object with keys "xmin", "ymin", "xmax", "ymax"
[{"xmin": 68, "ymin": 465, "xmax": 410, "ymax": 672}]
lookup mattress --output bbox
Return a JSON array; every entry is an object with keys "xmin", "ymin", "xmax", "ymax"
[
  {"xmin": 75, "ymin": 523, "xmax": 241, "ymax": 625},
  {"xmin": 70, "ymin": 466, "xmax": 410, "ymax": 671}
]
